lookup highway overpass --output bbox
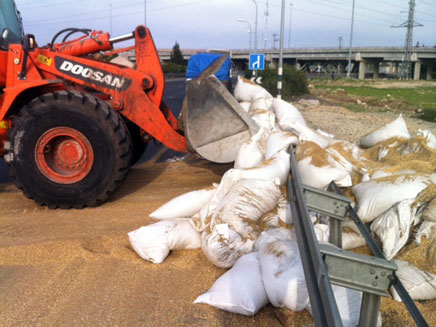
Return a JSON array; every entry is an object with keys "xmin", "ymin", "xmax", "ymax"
[{"xmin": 125, "ymin": 47, "xmax": 436, "ymax": 80}]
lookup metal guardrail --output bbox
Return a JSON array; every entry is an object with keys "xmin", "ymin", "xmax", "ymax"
[
  {"xmin": 164, "ymin": 72, "xmax": 186, "ymax": 79},
  {"xmin": 329, "ymin": 182, "xmax": 429, "ymax": 327},
  {"xmin": 288, "ymin": 146, "xmax": 429, "ymax": 327},
  {"xmin": 288, "ymin": 148, "xmax": 343, "ymax": 326}
]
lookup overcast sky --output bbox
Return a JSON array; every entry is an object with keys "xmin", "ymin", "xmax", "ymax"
[{"xmin": 14, "ymin": 0, "xmax": 436, "ymax": 50}]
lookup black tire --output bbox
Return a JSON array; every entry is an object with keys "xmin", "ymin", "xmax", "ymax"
[
  {"xmin": 123, "ymin": 118, "xmax": 148, "ymax": 165},
  {"xmin": 7, "ymin": 90, "xmax": 132, "ymax": 208}
]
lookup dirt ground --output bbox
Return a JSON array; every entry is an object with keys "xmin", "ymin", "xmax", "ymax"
[
  {"xmin": 1, "ymin": 101, "xmax": 436, "ymax": 326},
  {"xmin": 297, "ymin": 103, "xmax": 436, "ymax": 144},
  {"xmin": 0, "ymin": 158, "xmax": 314, "ymax": 327}
]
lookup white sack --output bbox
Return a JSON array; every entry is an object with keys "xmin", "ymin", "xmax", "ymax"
[
  {"xmin": 128, "ymin": 219, "xmax": 201, "ymax": 264},
  {"xmin": 306, "ymin": 285, "xmax": 382, "ymax": 327},
  {"xmin": 313, "ymin": 224, "xmax": 366, "ymax": 250},
  {"xmin": 215, "ymin": 178, "xmax": 281, "ymax": 223},
  {"xmin": 352, "ymin": 174, "xmax": 430, "ymax": 223},
  {"xmin": 391, "ymin": 260, "xmax": 436, "ymax": 301},
  {"xmin": 330, "ymin": 286, "xmax": 363, "ymax": 327},
  {"xmin": 201, "ymin": 224, "xmax": 254, "ymax": 268},
  {"xmin": 317, "ymin": 129, "xmax": 335, "ymax": 139},
  {"xmin": 249, "ymin": 97, "xmax": 271, "ymax": 112},
  {"xmin": 423, "ymin": 197, "xmax": 436, "ymax": 222},
  {"xmin": 415, "ymin": 220, "xmax": 436, "ymax": 244},
  {"xmin": 239, "ymin": 150, "xmax": 290, "ymax": 186},
  {"xmin": 313, "ymin": 223, "xmax": 330, "ymax": 243},
  {"xmin": 360, "ymin": 114, "xmax": 410, "ymax": 148},
  {"xmin": 298, "ymin": 156, "xmax": 351, "ymax": 190},
  {"xmin": 277, "ymin": 194, "xmax": 293, "ymax": 225},
  {"xmin": 417, "ymin": 129, "xmax": 436, "ymax": 149},
  {"xmin": 257, "ymin": 238, "xmax": 309, "ymax": 311},
  {"xmin": 370, "ymin": 199, "xmax": 420, "ymax": 259},
  {"xmin": 296, "ymin": 141, "xmax": 353, "ymax": 190},
  {"xmin": 283, "ymin": 121, "xmax": 334, "ymax": 148},
  {"xmin": 342, "ymin": 231, "xmax": 366, "ymax": 250},
  {"xmin": 249, "ymin": 109, "xmax": 276, "ymax": 131},
  {"xmin": 326, "ymin": 141, "xmax": 361, "ymax": 172},
  {"xmin": 272, "ymin": 98, "xmax": 307, "ymax": 129},
  {"xmin": 233, "ymin": 76, "xmax": 272, "ymax": 102},
  {"xmin": 194, "ymin": 252, "xmax": 269, "ymax": 315},
  {"xmin": 149, "ymin": 186, "xmax": 217, "ymax": 220},
  {"xmin": 255, "ymin": 227, "xmax": 295, "ymax": 249},
  {"xmin": 265, "ymin": 130, "xmax": 298, "ymax": 160},
  {"xmin": 234, "ymin": 128, "xmax": 264, "ymax": 169},
  {"xmin": 260, "ymin": 213, "xmax": 281, "ymax": 229},
  {"xmin": 213, "ymin": 178, "xmax": 281, "ymax": 240},
  {"xmin": 191, "ymin": 169, "xmax": 243, "ymax": 232},
  {"xmin": 239, "ymin": 101, "xmax": 251, "ymax": 113}
]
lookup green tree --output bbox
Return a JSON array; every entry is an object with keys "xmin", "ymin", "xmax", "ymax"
[{"xmin": 170, "ymin": 42, "xmax": 185, "ymax": 65}]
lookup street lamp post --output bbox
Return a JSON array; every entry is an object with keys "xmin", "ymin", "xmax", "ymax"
[
  {"xmin": 237, "ymin": 18, "xmax": 252, "ymax": 50},
  {"xmin": 251, "ymin": 0, "xmax": 258, "ymax": 50},
  {"xmin": 278, "ymin": 0, "xmax": 285, "ymax": 99}
]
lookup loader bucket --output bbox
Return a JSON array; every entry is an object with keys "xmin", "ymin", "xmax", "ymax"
[{"xmin": 183, "ymin": 56, "xmax": 259, "ymax": 163}]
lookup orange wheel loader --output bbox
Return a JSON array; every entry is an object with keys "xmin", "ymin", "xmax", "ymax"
[{"xmin": 0, "ymin": 0, "xmax": 258, "ymax": 208}]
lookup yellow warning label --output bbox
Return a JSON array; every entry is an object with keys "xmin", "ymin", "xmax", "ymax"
[
  {"xmin": 0, "ymin": 120, "xmax": 9, "ymax": 129},
  {"xmin": 37, "ymin": 54, "xmax": 52, "ymax": 66}
]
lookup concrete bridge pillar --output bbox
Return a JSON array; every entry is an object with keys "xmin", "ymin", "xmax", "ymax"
[
  {"xmin": 392, "ymin": 63, "xmax": 399, "ymax": 74},
  {"xmin": 387, "ymin": 63, "xmax": 394, "ymax": 74},
  {"xmin": 337, "ymin": 63, "xmax": 344, "ymax": 74},
  {"xmin": 373, "ymin": 62, "xmax": 380, "ymax": 79},
  {"xmin": 358, "ymin": 61, "xmax": 366, "ymax": 80},
  {"xmin": 414, "ymin": 61, "xmax": 422, "ymax": 80},
  {"xmin": 427, "ymin": 63, "xmax": 433, "ymax": 80}
]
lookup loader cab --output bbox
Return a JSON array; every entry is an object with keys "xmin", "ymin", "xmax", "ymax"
[{"xmin": 0, "ymin": 0, "xmax": 24, "ymax": 51}]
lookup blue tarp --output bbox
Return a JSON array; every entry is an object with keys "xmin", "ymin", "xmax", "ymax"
[{"xmin": 186, "ymin": 53, "xmax": 231, "ymax": 81}]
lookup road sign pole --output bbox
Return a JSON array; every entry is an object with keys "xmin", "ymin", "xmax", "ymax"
[{"xmin": 249, "ymin": 53, "xmax": 265, "ymax": 82}]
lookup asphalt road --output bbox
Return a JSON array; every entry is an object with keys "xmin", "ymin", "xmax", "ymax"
[{"xmin": 0, "ymin": 79, "xmax": 186, "ymax": 183}]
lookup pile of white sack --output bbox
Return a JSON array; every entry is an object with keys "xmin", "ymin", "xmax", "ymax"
[{"xmin": 128, "ymin": 76, "xmax": 436, "ymax": 322}]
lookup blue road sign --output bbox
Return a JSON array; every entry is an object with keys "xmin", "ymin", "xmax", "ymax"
[{"xmin": 249, "ymin": 54, "xmax": 265, "ymax": 70}]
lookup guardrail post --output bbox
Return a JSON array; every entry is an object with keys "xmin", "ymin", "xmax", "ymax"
[
  {"xmin": 359, "ymin": 293, "xmax": 381, "ymax": 327},
  {"xmin": 328, "ymin": 181, "xmax": 429, "ymax": 327},
  {"xmin": 302, "ymin": 185, "xmax": 350, "ymax": 248},
  {"xmin": 320, "ymin": 244, "xmax": 397, "ymax": 327}
]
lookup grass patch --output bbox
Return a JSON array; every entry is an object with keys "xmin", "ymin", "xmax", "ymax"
[
  {"xmin": 419, "ymin": 109, "xmax": 436, "ymax": 122},
  {"xmin": 329, "ymin": 86, "xmax": 436, "ymax": 110},
  {"xmin": 343, "ymin": 104, "xmax": 367, "ymax": 112},
  {"xmin": 311, "ymin": 79, "xmax": 436, "ymax": 122}
]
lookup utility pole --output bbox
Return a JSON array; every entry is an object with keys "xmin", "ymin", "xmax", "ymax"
[
  {"xmin": 391, "ymin": 0, "xmax": 423, "ymax": 79},
  {"xmin": 263, "ymin": 0, "xmax": 269, "ymax": 49},
  {"xmin": 144, "ymin": 0, "xmax": 147, "ymax": 26},
  {"xmin": 338, "ymin": 36, "xmax": 343, "ymax": 48},
  {"xmin": 288, "ymin": 2, "xmax": 292, "ymax": 48},
  {"xmin": 277, "ymin": 0, "xmax": 285, "ymax": 99},
  {"xmin": 252, "ymin": 0, "xmax": 258, "ymax": 50},
  {"xmin": 109, "ymin": 3, "xmax": 113, "ymax": 35},
  {"xmin": 346, "ymin": 0, "xmax": 355, "ymax": 78}
]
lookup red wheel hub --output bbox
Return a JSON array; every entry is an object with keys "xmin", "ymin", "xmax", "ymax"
[{"xmin": 35, "ymin": 127, "xmax": 94, "ymax": 184}]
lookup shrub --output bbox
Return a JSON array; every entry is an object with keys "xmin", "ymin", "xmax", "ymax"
[
  {"xmin": 245, "ymin": 64, "xmax": 308, "ymax": 97},
  {"xmin": 162, "ymin": 62, "xmax": 186, "ymax": 74}
]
